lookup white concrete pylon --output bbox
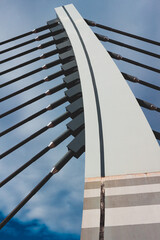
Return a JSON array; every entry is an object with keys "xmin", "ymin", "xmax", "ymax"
[{"xmin": 55, "ymin": 4, "xmax": 160, "ymax": 240}]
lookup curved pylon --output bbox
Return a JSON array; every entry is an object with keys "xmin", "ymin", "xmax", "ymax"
[{"xmin": 55, "ymin": 4, "xmax": 160, "ymax": 240}]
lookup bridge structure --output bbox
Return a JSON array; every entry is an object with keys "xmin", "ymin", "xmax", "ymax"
[{"xmin": 0, "ymin": 4, "xmax": 160, "ymax": 239}]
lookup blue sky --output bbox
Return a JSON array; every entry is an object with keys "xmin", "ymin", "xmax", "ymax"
[{"xmin": 0, "ymin": 0, "xmax": 159, "ymax": 239}]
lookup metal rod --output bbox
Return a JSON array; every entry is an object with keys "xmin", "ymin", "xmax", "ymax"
[
  {"xmin": 0, "ymin": 150, "xmax": 73, "ymax": 230},
  {"xmin": 1, "ymin": 40, "xmax": 70, "ymax": 75},
  {"xmin": 0, "ymin": 112, "xmax": 70, "ymax": 159},
  {"xmin": 0, "ymin": 126, "xmax": 48, "ymax": 159},
  {"xmin": 0, "ymin": 31, "xmax": 33, "ymax": 46},
  {"xmin": 108, "ymin": 51, "xmax": 160, "ymax": 73},
  {"xmin": 153, "ymin": 130, "xmax": 160, "ymax": 140},
  {"xmin": 52, "ymin": 150, "xmax": 73, "ymax": 173},
  {"xmin": 0, "ymin": 172, "xmax": 53, "ymax": 229},
  {"xmin": 0, "ymin": 147, "xmax": 50, "ymax": 188},
  {"xmin": 137, "ymin": 98, "xmax": 160, "ymax": 112},
  {"xmin": 0, "ymin": 22, "xmax": 59, "ymax": 46},
  {"xmin": 0, "ymin": 59, "xmax": 61, "ymax": 88},
  {"xmin": 0, "ymin": 70, "xmax": 64, "ymax": 102},
  {"xmin": 0, "ymin": 129, "xmax": 71, "ymax": 188},
  {"xmin": 51, "ymin": 129, "xmax": 71, "ymax": 147},
  {"xmin": 0, "ymin": 82, "xmax": 67, "ymax": 118},
  {"xmin": 136, "ymin": 79, "xmax": 160, "ymax": 91},
  {"xmin": 0, "ymin": 80, "xmax": 44, "ymax": 102},
  {"xmin": 122, "ymin": 72, "xmax": 160, "ymax": 91},
  {"xmin": 0, "ymin": 67, "xmax": 41, "ymax": 88},
  {"xmin": 0, "ymin": 93, "xmax": 46, "ymax": 118},
  {"xmin": 85, "ymin": 19, "xmax": 160, "ymax": 46},
  {"xmin": 1, "ymin": 47, "xmax": 38, "ymax": 64},
  {"xmin": 1, "ymin": 57, "xmax": 41, "ymax": 75},
  {"xmin": 0, "ymin": 32, "xmax": 52, "ymax": 54},
  {"xmin": 1, "ymin": 40, "xmax": 55, "ymax": 64},
  {"xmin": 32, "ymin": 22, "xmax": 59, "ymax": 33},
  {"xmin": 95, "ymin": 33, "xmax": 160, "ymax": 59},
  {"xmin": 0, "ymin": 49, "xmax": 59, "ymax": 75},
  {"xmin": 0, "ymin": 96, "xmax": 68, "ymax": 137}
]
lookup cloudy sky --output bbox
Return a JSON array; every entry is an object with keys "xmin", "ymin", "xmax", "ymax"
[{"xmin": 0, "ymin": 0, "xmax": 159, "ymax": 239}]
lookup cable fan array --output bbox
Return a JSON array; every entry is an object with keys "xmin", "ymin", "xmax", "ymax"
[
  {"xmin": 85, "ymin": 19, "xmax": 160, "ymax": 141},
  {"xmin": 0, "ymin": 19, "xmax": 85, "ymax": 229}
]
